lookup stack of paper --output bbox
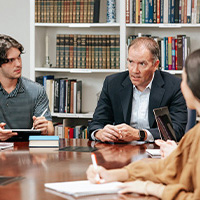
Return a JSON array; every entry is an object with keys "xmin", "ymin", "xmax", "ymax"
[
  {"xmin": 0, "ymin": 142, "xmax": 14, "ymax": 150},
  {"xmin": 45, "ymin": 180, "xmax": 122, "ymax": 197},
  {"xmin": 29, "ymin": 136, "xmax": 59, "ymax": 148}
]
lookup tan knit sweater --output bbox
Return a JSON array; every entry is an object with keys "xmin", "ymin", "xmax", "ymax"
[{"xmin": 124, "ymin": 123, "xmax": 200, "ymax": 200}]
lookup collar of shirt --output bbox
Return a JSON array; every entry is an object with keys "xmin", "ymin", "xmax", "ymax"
[
  {"xmin": 0, "ymin": 77, "xmax": 25, "ymax": 97},
  {"xmin": 132, "ymin": 73, "xmax": 154, "ymax": 92}
]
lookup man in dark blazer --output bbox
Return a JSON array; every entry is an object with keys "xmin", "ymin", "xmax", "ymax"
[{"xmin": 89, "ymin": 37, "xmax": 187, "ymax": 142}]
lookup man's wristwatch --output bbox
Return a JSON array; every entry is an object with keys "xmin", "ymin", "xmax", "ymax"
[{"xmin": 138, "ymin": 130, "xmax": 146, "ymax": 141}]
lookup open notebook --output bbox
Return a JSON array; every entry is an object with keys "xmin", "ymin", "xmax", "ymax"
[{"xmin": 45, "ymin": 180, "xmax": 122, "ymax": 197}]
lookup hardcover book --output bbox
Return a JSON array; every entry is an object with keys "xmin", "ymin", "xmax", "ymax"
[{"xmin": 29, "ymin": 136, "xmax": 59, "ymax": 148}]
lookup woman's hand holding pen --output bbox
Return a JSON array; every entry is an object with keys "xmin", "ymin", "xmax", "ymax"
[
  {"xmin": 0, "ymin": 122, "xmax": 17, "ymax": 141},
  {"xmin": 86, "ymin": 163, "xmax": 129, "ymax": 184}
]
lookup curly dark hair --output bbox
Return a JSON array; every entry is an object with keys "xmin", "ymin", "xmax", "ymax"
[{"xmin": 0, "ymin": 34, "xmax": 24, "ymax": 66}]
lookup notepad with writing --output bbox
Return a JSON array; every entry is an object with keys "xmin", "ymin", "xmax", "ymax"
[
  {"xmin": 29, "ymin": 136, "xmax": 59, "ymax": 148},
  {"xmin": 44, "ymin": 180, "xmax": 122, "ymax": 197}
]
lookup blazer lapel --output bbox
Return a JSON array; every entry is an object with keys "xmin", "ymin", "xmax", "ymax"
[
  {"xmin": 149, "ymin": 70, "xmax": 165, "ymax": 127},
  {"xmin": 120, "ymin": 76, "xmax": 133, "ymax": 124}
]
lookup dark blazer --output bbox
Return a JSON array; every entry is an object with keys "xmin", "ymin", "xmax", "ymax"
[{"xmin": 88, "ymin": 70, "xmax": 187, "ymax": 141}]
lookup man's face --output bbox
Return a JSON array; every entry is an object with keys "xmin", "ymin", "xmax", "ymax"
[
  {"xmin": 127, "ymin": 45, "xmax": 159, "ymax": 91},
  {"xmin": 0, "ymin": 47, "xmax": 22, "ymax": 80}
]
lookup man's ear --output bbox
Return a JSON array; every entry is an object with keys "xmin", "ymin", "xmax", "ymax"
[{"xmin": 154, "ymin": 59, "xmax": 160, "ymax": 70}]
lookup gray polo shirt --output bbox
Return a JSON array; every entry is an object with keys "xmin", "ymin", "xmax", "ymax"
[{"xmin": 0, "ymin": 77, "xmax": 52, "ymax": 129}]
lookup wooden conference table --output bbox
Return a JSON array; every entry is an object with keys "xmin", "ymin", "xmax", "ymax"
[{"xmin": 0, "ymin": 139, "xmax": 159, "ymax": 200}]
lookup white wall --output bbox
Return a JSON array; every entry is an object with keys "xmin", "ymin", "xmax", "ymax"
[{"xmin": 0, "ymin": 0, "xmax": 30, "ymax": 78}]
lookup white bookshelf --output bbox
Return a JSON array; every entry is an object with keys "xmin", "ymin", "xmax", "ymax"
[{"xmin": 30, "ymin": 0, "xmax": 199, "ymax": 122}]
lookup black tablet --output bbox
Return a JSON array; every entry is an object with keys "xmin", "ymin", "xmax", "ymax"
[
  {"xmin": 153, "ymin": 107, "xmax": 177, "ymax": 142},
  {"xmin": 7, "ymin": 129, "xmax": 41, "ymax": 142}
]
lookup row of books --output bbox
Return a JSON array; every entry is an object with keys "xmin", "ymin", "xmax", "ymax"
[
  {"xmin": 35, "ymin": 0, "xmax": 100, "ymax": 23},
  {"xmin": 54, "ymin": 124, "xmax": 88, "ymax": 139},
  {"xmin": 126, "ymin": 0, "xmax": 200, "ymax": 24},
  {"xmin": 36, "ymin": 76, "xmax": 82, "ymax": 114},
  {"xmin": 56, "ymin": 34, "xmax": 120, "ymax": 69},
  {"xmin": 128, "ymin": 34, "xmax": 190, "ymax": 70}
]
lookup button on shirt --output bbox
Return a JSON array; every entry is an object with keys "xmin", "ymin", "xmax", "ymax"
[{"xmin": 130, "ymin": 78, "xmax": 154, "ymax": 141}]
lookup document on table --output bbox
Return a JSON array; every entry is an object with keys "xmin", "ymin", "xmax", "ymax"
[
  {"xmin": 0, "ymin": 143, "xmax": 14, "ymax": 150},
  {"xmin": 146, "ymin": 149, "xmax": 161, "ymax": 156},
  {"xmin": 45, "ymin": 180, "xmax": 123, "ymax": 197}
]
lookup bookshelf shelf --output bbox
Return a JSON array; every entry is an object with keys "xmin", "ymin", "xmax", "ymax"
[
  {"xmin": 52, "ymin": 112, "xmax": 93, "ymax": 119},
  {"xmin": 163, "ymin": 70, "xmax": 183, "ymax": 75},
  {"xmin": 35, "ymin": 68, "xmax": 121, "ymax": 73},
  {"xmin": 126, "ymin": 24, "xmax": 200, "ymax": 28},
  {"xmin": 35, "ymin": 23, "xmax": 120, "ymax": 28}
]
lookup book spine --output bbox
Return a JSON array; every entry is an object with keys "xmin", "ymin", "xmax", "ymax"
[
  {"xmin": 56, "ymin": 35, "xmax": 60, "ymax": 67},
  {"xmin": 73, "ymin": 35, "xmax": 77, "ymax": 69},
  {"xmin": 49, "ymin": 0, "xmax": 54, "ymax": 23},
  {"xmin": 94, "ymin": 35, "xmax": 99, "ymax": 69},
  {"xmin": 72, "ymin": 0, "xmax": 77, "ymax": 23},
  {"xmin": 80, "ymin": 0, "xmax": 84, "ymax": 23},
  {"xmin": 98, "ymin": 35, "xmax": 103, "ymax": 69},
  {"xmin": 187, "ymin": 0, "xmax": 192, "ymax": 22},
  {"xmin": 59, "ymin": 34, "xmax": 65, "ymax": 68},
  {"xmin": 76, "ymin": 35, "xmax": 81, "ymax": 69},
  {"xmin": 76, "ymin": 0, "xmax": 80, "ymax": 23},
  {"xmin": 110, "ymin": 35, "xmax": 115, "ymax": 69},
  {"xmin": 106, "ymin": 35, "xmax": 110, "ymax": 69},
  {"xmin": 145, "ymin": 0, "xmax": 149, "ymax": 23},
  {"xmin": 164, "ymin": 37, "xmax": 168, "ymax": 70},
  {"xmin": 76, "ymin": 81, "xmax": 82, "ymax": 113},
  {"xmin": 148, "ymin": 0, "xmax": 153, "ymax": 23},
  {"xmin": 59, "ymin": 79, "xmax": 66, "ymax": 113},
  {"xmin": 80, "ymin": 35, "xmax": 86, "ymax": 68},
  {"xmin": 126, "ymin": 0, "xmax": 130, "ymax": 23},
  {"xmin": 83, "ymin": 0, "xmax": 88, "ymax": 23},
  {"xmin": 107, "ymin": 0, "xmax": 116, "ymax": 23},
  {"xmin": 175, "ymin": 38, "xmax": 177, "ymax": 70},
  {"xmin": 115, "ymin": 35, "xmax": 120, "ymax": 69},
  {"xmin": 86, "ymin": 35, "xmax": 89, "ymax": 68},
  {"xmin": 57, "ymin": 0, "xmax": 61, "ymax": 23},
  {"xmin": 64, "ymin": 35, "xmax": 70, "ymax": 68},
  {"xmin": 168, "ymin": 36, "xmax": 172, "ymax": 70},
  {"xmin": 184, "ymin": 0, "xmax": 187, "ymax": 23},
  {"xmin": 160, "ymin": 0, "xmax": 164, "ymax": 23},
  {"xmin": 93, "ymin": 0, "xmax": 100, "ymax": 22},
  {"xmin": 69, "ymin": 34, "xmax": 74, "ymax": 68},
  {"xmin": 91, "ymin": 35, "xmax": 95, "ymax": 68},
  {"xmin": 177, "ymin": 35, "xmax": 183, "ymax": 70},
  {"xmin": 157, "ymin": 0, "xmax": 160, "ymax": 23},
  {"xmin": 35, "ymin": 0, "xmax": 38, "ymax": 23},
  {"xmin": 54, "ymin": 78, "xmax": 60, "ymax": 113},
  {"xmin": 172, "ymin": 38, "xmax": 176, "ymax": 70},
  {"xmin": 171, "ymin": 0, "xmax": 175, "ymax": 23},
  {"xmin": 153, "ymin": 0, "xmax": 157, "ymax": 23}
]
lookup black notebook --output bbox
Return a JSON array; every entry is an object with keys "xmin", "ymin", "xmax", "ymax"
[
  {"xmin": 0, "ymin": 176, "xmax": 24, "ymax": 185},
  {"xmin": 153, "ymin": 107, "xmax": 177, "ymax": 142}
]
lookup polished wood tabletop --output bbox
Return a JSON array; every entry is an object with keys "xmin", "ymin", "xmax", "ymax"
[{"xmin": 0, "ymin": 139, "xmax": 159, "ymax": 200}]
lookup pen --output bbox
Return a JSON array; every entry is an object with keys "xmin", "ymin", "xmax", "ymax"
[
  {"xmin": 91, "ymin": 153, "xmax": 101, "ymax": 184},
  {"xmin": 31, "ymin": 108, "xmax": 48, "ymax": 130}
]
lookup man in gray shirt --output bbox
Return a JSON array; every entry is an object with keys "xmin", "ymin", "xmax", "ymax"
[{"xmin": 0, "ymin": 34, "xmax": 54, "ymax": 141}]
